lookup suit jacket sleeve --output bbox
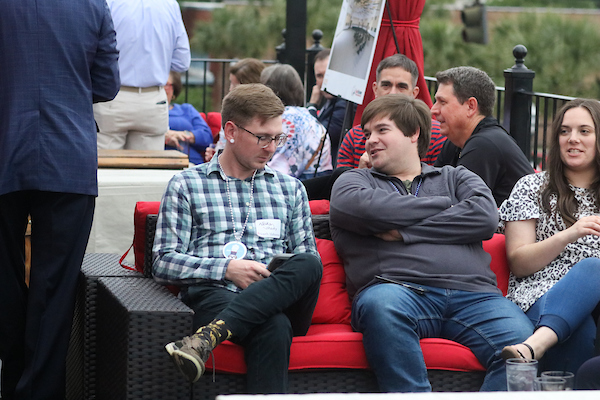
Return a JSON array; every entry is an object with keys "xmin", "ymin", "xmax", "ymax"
[{"xmin": 91, "ymin": 0, "xmax": 120, "ymax": 103}]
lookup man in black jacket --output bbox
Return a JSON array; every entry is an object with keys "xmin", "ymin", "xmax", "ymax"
[
  {"xmin": 306, "ymin": 49, "xmax": 354, "ymax": 165},
  {"xmin": 433, "ymin": 66, "xmax": 533, "ymax": 207}
]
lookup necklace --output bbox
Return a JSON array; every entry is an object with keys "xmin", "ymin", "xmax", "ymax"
[
  {"xmin": 389, "ymin": 177, "xmax": 422, "ymax": 197},
  {"xmin": 217, "ymin": 155, "xmax": 256, "ymax": 259}
]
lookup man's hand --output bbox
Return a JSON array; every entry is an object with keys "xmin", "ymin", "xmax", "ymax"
[
  {"xmin": 309, "ymin": 85, "xmax": 322, "ymax": 105},
  {"xmin": 225, "ymin": 259, "xmax": 271, "ymax": 289},
  {"xmin": 358, "ymin": 151, "xmax": 372, "ymax": 169},
  {"xmin": 375, "ymin": 230, "xmax": 403, "ymax": 242},
  {"xmin": 165, "ymin": 130, "xmax": 194, "ymax": 150},
  {"xmin": 204, "ymin": 146, "xmax": 216, "ymax": 162}
]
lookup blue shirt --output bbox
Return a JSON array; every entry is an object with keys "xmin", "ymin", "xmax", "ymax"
[
  {"xmin": 0, "ymin": 0, "xmax": 120, "ymax": 197},
  {"xmin": 107, "ymin": 0, "xmax": 190, "ymax": 87},
  {"xmin": 166, "ymin": 103, "xmax": 213, "ymax": 165},
  {"xmin": 152, "ymin": 155, "xmax": 318, "ymax": 293}
]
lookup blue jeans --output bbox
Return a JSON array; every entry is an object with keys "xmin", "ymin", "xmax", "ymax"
[
  {"xmin": 525, "ymin": 257, "xmax": 600, "ymax": 374},
  {"xmin": 352, "ymin": 283, "xmax": 533, "ymax": 392}
]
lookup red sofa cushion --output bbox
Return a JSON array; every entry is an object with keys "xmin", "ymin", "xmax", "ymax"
[
  {"xmin": 421, "ymin": 339, "xmax": 484, "ymax": 371},
  {"xmin": 312, "ymin": 239, "xmax": 351, "ymax": 325},
  {"xmin": 128, "ymin": 201, "xmax": 161, "ymax": 274},
  {"xmin": 206, "ymin": 327, "xmax": 484, "ymax": 374},
  {"xmin": 309, "ymin": 199, "xmax": 330, "ymax": 215},
  {"xmin": 483, "ymin": 233, "xmax": 509, "ymax": 296},
  {"xmin": 207, "ymin": 324, "xmax": 369, "ymax": 374}
]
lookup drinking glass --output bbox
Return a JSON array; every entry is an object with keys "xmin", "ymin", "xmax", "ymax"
[
  {"xmin": 534, "ymin": 376, "xmax": 566, "ymax": 391},
  {"xmin": 506, "ymin": 358, "xmax": 538, "ymax": 391},
  {"xmin": 541, "ymin": 371, "xmax": 574, "ymax": 390}
]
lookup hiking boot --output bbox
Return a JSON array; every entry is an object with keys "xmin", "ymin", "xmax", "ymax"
[{"xmin": 165, "ymin": 335, "xmax": 212, "ymax": 383}]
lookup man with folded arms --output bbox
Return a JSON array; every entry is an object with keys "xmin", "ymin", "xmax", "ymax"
[{"xmin": 330, "ymin": 94, "xmax": 532, "ymax": 392}]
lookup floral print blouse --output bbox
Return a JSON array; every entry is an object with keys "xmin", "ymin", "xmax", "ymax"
[
  {"xmin": 268, "ymin": 106, "xmax": 332, "ymax": 179},
  {"xmin": 499, "ymin": 172, "xmax": 600, "ymax": 311}
]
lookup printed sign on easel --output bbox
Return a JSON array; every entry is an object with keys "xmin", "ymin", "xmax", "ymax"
[{"xmin": 322, "ymin": 0, "xmax": 386, "ymax": 105}]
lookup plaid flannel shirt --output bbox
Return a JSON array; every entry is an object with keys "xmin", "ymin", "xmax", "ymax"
[{"xmin": 152, "ymin": 155, "xmax": 318, "ymax": 293}]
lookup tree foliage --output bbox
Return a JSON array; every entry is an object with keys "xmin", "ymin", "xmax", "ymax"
[
  {"xmin": 487, "ymin": 0, "xmax": 600, "ymax": 8},
  {"xmin": 191, "ymin": 0, "xmax": 342, "ymax": 59},
  {"xmin": 191, "ymin": 1, "xmax": 600, "ymax": 98},
  {"xmin": 420, "ymin": 9, "xmax": 600, "ymax": 98}
]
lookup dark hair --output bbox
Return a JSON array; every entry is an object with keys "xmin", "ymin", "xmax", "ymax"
[
  {"xmin": 229, "ymin": 58, "xmax": 265, "ymax": 85},
  {"xmin": 314, "ymin": 49, "xmax": 331, "ymax": 64},
  {"xmin": 435, "ymin": 66, "xmax": 496, "ymax": 117},
  {"xmin": 361, "ymin": 94, "xmax": 432, "ymax": 159},
  {"xmin": 260, "ymin": 64, "xmax": 304, "ymax": 107},
  {"xmin": 376, "ymin": 54, "xmax": 419, "ymax": 87},
  {"xmin": 169, "ymin": 71, "xmax": 183, "ymax": 100},
  {"xmin": 221, "ymin": 83, "xmax": 284, "ymax": 128},
  {"xmin": 541, "ymin": 98, "xmax": 600, "ymax": 226}
]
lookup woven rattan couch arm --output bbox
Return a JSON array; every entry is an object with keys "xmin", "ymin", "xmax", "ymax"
[{"xmin": 96, "ymin": 276, "xmax": 194, "ymax": 399}]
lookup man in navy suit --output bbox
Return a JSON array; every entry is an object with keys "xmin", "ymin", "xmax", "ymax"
[{"xmin": 0, "ymin": 1, "xmax": 120, "ymax": 398}]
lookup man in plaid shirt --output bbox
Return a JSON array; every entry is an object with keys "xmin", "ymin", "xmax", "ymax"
[{"xmin": 153, "ymin": 84, "xmax": 322, "ymax": 392}]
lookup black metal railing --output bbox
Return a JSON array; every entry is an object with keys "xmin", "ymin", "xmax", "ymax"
[
  {"xmin": 528, "ymin": 91, "xmax": 575, "ymax": 170},
  {"xmin": 425, "ymin": 77, "xmax": 506, "ymax": 122},
  {"xmin": 425, "ymin": 74, "xmax": 575, "ymax": 170},
  {"xmin": 183, "ymin": 45, "xmax": 577, "ymax": 170},
  {"xmin": 180, "ymin": 57, "xmax": 277, "ymax": 114}
]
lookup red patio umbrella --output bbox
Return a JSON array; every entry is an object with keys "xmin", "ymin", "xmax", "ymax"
[{"xmin": 353, "ymin": 0, "xmax": 431, "ymax": 126}]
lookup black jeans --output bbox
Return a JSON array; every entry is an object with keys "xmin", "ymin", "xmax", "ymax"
[
  {"xmin": 0, "ymin": 190, "xmax": 95, "ymax": 400},
  {"xmin": 182, "ymin": 253, "xmax": 322, "ymax": 394}
]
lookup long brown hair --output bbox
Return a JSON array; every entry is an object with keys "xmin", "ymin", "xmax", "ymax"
[{"xmin": 542, "ymin": 98, "xmax": 600, "ymax": 226}]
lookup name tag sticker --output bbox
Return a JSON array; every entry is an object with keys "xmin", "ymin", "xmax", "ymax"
[{"xmin": 256, "ymin": 219, "xmax": 281, "ymax": 238}]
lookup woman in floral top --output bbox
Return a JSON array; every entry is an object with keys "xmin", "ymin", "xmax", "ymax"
[
  {"xmin": 499, "ymin": 98, "xmax": 600, "ymax": 374},
  {"xmin": 261, "ymin": 64, "xmax": 333, "ymax": 180}
]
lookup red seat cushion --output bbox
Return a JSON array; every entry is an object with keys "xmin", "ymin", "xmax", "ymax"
[
  {"xmin": 483, "ymin": 233, "xmax": 509, "ymax": 296},
  {"xmin": 421, "ymin": 339, "xmax": 485, "ymax": 371},
  {"xmin": 206, "ymin": 324, "xmax": 368, "ymax": 374},
  {"xmin": 309, "ymin": 199, "xmax": 330, "ymax": 215},
  {"xmin": 206, "ymin": 327, "xmax": 484, "ymax": 374},
  {"xmin": 312, "ymin": 239, "xmax": 351, "ymax": 325},
  {"xmin": 131, "ymin": 201, "xmax": 161, "ymax": 274}
]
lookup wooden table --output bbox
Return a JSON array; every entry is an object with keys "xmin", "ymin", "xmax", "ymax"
[{"xmin": 98, "ymin": 149, "xmax": 189, "ymax": 169}]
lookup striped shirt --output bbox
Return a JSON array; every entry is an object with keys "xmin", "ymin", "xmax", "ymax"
[
  {"xmin": 152, "ymin": 155, "xmax": 318, "ymax": 293},
  {"xmin": 337, "ymin": 119, "xmax": 446, "ymax": 168}
]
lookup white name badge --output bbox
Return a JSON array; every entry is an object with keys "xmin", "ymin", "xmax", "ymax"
[{"xmin": 256, "ymin": 219, "xmax": 281, "ymax": 238}]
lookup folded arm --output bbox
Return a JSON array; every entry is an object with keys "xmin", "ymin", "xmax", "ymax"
[
  {"xmin": 398, "ymin": 167, "xmax": 498, "ymax": 244},
  {"xmin": 330, "ymin": 167, "xmax": 497, "ymax": 244},
  {"xmin": 330, "ymin": 169, "xmax": 451, "ymax": 236}
]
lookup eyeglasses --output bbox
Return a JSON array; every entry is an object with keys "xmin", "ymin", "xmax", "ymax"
[{"xmin": 234, "ymin": 123, "xmax": 287, "ymax": 148}]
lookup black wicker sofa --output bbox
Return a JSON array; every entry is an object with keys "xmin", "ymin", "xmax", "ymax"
[{"xmin": 68, "ymin": 200, "xmax": 517, "ymax": 399}]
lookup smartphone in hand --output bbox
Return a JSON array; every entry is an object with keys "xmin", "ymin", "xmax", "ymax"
[{"xmin": 266, "ymin": 254, "xmax": 294, "ymax": 272}]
